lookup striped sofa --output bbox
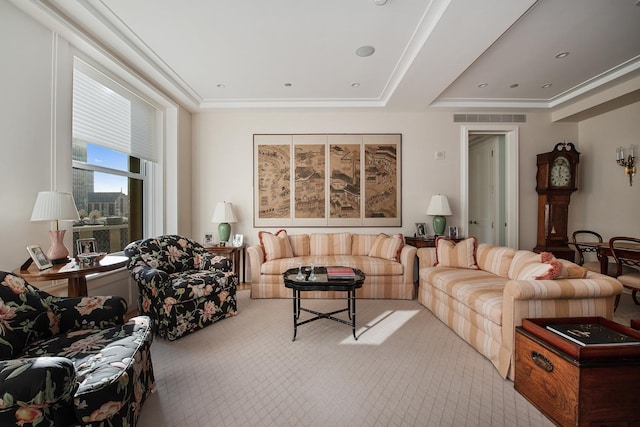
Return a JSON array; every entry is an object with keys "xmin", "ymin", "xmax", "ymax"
[
  {"xmin": 248, "ymin": 231, "xmax": 416, "ymax": 299},
  {"xmin": 417, "ymin": 241, "xmax": 623, "ymax": 380}
]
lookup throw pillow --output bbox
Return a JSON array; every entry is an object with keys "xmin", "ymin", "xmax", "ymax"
[
  {"xmin": 259, "ymin": 230, "xmax": 294, "ymax": 262},
  {"xmin": 435, "ymin": 237, "xmax": 479, "ymax": 269},
  {"xmin": 540, "ymin": 252, "xmax": 588, "ymax": 279},
  {"xmin": 515, "ymin": 252, "xmax": 562, "ymax": 280},
  {"xmin": 368, "ymin": 233, "xmax": 404, "ymax": 261}
]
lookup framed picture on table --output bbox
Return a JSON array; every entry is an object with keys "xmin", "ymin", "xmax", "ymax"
[
  {"xmin": 26, "ymin": 245, "xmax": 52, "ymax": 270},
  {"xmin": 415, "ymin": 222, "xmax": 426, "ymax": 237},
  {"xmin": 448, "ymin": 226, "xmax": 458, "ymax": 239},
  {"xmin": 232, "ymin": 234, "xmax": 244, "ymax": 247},
  {"xmin": 76, "ymin": 238, "xmax": 97, "ymax": 255}
]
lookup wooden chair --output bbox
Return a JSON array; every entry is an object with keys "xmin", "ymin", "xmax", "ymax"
[
  {"xmin": 609, "ymin": 236, "xmax": 640, "ymax": 306},
  {"xmin": 570, "ymin": 230, "xmax": 616, "ymax": 275}
]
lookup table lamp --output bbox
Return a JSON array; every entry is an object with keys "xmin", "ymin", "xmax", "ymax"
[
  {"xmin": 426, "ymin": 194, "xmax": 452, "ymax": 236},
  {"xmin": 30, "ymin": 191, "xmax": 80, "ymax": 263},
  {"xmin": 212, "ymin": 201, "xmax": 237, "ymax": 245}
]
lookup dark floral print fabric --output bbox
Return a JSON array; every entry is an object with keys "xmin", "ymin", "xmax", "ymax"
[
  {"xmin": 0, "ymin": 272, "xmax": 155, "ymax": 427},
  {"xmin": 124, "ymin": 235, "xmax": 238, "ymax": 340}
]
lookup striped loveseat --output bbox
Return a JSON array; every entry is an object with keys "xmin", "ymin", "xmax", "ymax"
[
  {"xmin": 417, "ymin": 238, "xmax": 623, "ymax": 380},
  {"xmin": 248, "ymin": 231, "xmax": 416, "ymax": 299}
]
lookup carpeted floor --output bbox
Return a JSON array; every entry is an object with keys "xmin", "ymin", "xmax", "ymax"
[{"xmin": 137, "ymin": 290, "xmax": 639, "ymax": 427}]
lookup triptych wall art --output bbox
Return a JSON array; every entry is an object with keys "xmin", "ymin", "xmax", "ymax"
[{"xmin": 254, "ymin": 134, "xmax": 401, "ymax": 227}]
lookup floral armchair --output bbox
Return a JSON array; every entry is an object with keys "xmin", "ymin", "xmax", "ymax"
[
  {"xmin": 0, "ymin": 271, "xmax": 155, "ymax": 427},
  {"xmin": 124, "ymin": 235, "xmax": 238, "ymax": 341}
]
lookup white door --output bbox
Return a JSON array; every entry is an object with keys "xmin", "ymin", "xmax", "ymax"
[{"xmin": 469, "ymin": 137, "xmax": 498, "ymax": 244}]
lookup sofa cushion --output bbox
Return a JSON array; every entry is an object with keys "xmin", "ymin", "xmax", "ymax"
[
  {"xmin": 310, "ymin": 233, "xmax": 352, "ymax": 256},
  {"xmin": 259, "ymin": 230, "xmax": 294, "ymax": 261},
  {"xmin": 368, "ymin": 233, "xmax": 404, "ymax": 261},
  {"xmin": 558, "ymin": 259, "xmax": 589, "ymax": 279},
  {"xmin": 351, "ymin": 234, "xmax": 379, "ymax": 256},
  {"xmin": 508, "ymin": 250, "xmax": 541, "ymax": 280},
  {"xmin": 422, "ymin": 267, "xmax": 505, "ymax": 325},
  {"xmin": 288, "ymin": 234, "xmax": 310, "ymax": 257},
  {"xmin": 435, "ymin": 237, "xmax": 479, "ymax": 269},
  {"xmin": 260, "ymin": 255, "xmax": 404, "ymax": 276},
  {"xmin": 0, "ymin": 273, "xmax": 57, "ymax": 359},
  {"xmin": 476, "ymin": 244, "xmax": 516, "ymax": 278}
]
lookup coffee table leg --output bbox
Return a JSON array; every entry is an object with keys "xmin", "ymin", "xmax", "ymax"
[
  {"xmin": 351, "ymin": 289, "xmax": 357, "ymax": 340},
  {"xmin": 292, "ymin": 289, "xmax": 299, "ymax": 341}
]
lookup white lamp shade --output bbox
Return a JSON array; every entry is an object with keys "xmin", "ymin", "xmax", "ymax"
[
  {"xmin": 211, "ymin": 202, "xmax": 237, "ymax": 223},
  {"xmin": 31, "ymin": 191, "xmax": 80, "ymax": 224},
  {"xmin": 426, "ymin": 194, "xmax": 452, "ymax": 216}
]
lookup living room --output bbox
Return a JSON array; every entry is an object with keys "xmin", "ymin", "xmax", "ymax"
[{"xmin": 1, "ymin": 0, "xmax": 639, "ymax": 425}]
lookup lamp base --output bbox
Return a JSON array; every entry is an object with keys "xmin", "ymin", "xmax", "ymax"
[
  {"xmin": 47, "ymin": 230, "xmax": 70, "ymax": 263},
  {"xmin": 218, "ymin": 222, "xmax": 231, "ymax": 243},
  {"xmin": 432, "ymin": 215, "xmax": 446, "ymax": 235}
]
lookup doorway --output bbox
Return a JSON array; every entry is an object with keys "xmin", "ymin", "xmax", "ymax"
[{"xmin": 460, "ymin": 125, "xmax": 519, "ymax": 248}]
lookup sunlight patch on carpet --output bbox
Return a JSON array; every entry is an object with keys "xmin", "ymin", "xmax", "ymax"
[{"xmin": 341, "ymin": 309, "xmax": 420, "ymax": 345}]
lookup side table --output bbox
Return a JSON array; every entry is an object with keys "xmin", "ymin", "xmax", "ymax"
[
  {"xmin": 16, "ymin": 255, "xmax": 128, "ymax": 297},
  {"xmin": 404, "ymin": 236, "xmax": 464, "ymax": 248},
  {"xmin": 205, "ymin": 244, "xmax": 246, "ymax": 283}
]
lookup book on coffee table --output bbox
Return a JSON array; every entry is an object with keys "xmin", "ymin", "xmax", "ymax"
[
  {"xmin": 546, "ymin": 323, "xmax": 640, "ymax": 347},
  {"xmin": 326, "ymin": 267, "xmax": 356, "ymax": 279}
]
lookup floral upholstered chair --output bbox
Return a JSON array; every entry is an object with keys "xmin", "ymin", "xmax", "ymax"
[
  {"xmin": 124, "ymin": 235, "xmax": 238, "ymax": 341},
  {"xmin": 0, "ymin": 271, "xmax": 155, "ymax": 427}
]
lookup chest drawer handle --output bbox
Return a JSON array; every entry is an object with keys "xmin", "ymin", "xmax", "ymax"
[{"xmin": 531, "ymin": 351, "xmax": 553, "ymax": 372}]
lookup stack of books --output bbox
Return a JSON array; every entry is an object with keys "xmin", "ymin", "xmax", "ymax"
[{"xmin": 326, "ymin": 267, "xmax": 356, "ymax": 279}]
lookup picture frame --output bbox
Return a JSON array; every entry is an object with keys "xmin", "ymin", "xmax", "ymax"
[
  {"xmin": 415, "ymin": 222, "xmax": 426, "ymax": 237},
  {"xmin": 254, "ymin": 133, "xmax": 402, "ymax": 227},
  {"xmin": 232, "ymin": 234, "xmax": 244, "ymax": 247},
  {"xmin": 26, "ymin": 245, "xmax": 53, "ymax": 270},
  {"xmin": 448, "ymin": 226, "xmax": 458, "ymax": 239},
  {"xmin": 76, "ymin": 238, "xmax": 97, "ymax": 255},
  {"xmin": 203, "ymin": 233, "xmax": 214, "ymax": 246}
]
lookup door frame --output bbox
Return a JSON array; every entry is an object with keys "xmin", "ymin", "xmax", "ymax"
[{"xmin": 460, "ymin": 125, "xmax": 519, "ymax": 249}]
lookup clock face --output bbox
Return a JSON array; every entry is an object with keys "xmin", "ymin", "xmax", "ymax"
[{"xmin": 550, "ymin": 156, "xmax": 571, "ymax": 187}]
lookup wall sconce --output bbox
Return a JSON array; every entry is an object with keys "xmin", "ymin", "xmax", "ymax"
[{"xmin": 616, "ymin": 145, "xmax": 636, "ymax": 186}]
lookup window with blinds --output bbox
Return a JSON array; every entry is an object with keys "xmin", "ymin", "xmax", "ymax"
[{"xmin": 71, "ymin": 58, "xmax": 158, "ymax": 255}]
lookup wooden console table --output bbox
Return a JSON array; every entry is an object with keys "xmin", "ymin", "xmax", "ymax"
[
  {"xmin": 205, "ymin": 244, "xmax": 246, "ymax": 283},
  {"xmin": 16, "ymin": 255, "xmax": 128, "ymax": 297}
]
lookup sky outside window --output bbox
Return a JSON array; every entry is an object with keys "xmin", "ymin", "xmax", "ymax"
[{"xmin": 87, "ymin": 143, "xmax": 128, "ymax": 194}]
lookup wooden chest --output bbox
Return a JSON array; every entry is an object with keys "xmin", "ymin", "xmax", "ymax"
[{"xmin": 515, "ymin": 317, "xmax": 640, "ymax": 427}]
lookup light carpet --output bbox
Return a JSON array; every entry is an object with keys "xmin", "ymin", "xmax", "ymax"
[{"xmin": 137, "ymin": 290, "xmax": 638, "ymax": 427}]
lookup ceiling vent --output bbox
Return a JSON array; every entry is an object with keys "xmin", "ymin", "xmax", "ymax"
[{"xmin": 453, "ymin": 114, "xmax": 526, "ymax": 123}]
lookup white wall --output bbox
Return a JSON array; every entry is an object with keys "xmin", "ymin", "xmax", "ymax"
[
  {"xmin": 192, "ymin": 110, "xmax": 578, "ymax": 252},
  {"xmin": 570, "ymin": 101, "xmax": 640, "ymax": 240}
]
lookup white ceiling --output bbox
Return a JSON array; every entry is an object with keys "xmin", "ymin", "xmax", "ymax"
[{"xmin": 22, "ymin": 0, "xmax": 640, "ymax": 111}]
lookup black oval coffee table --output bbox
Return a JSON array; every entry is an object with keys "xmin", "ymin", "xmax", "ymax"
[{"xmin": 283, "ymin": 266, "xmax": 365, "ymax": 341}]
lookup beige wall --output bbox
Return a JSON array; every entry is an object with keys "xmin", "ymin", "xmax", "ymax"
[
  {"xmin": 191, "ymin": 110, "xmax": 578, "ymax": 251},
  {"xmin": 570, "ymin": 101, "xmax": 640, "ymax": 240}
]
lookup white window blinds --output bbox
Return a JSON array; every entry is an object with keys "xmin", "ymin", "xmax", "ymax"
[{"xmin": 73, "ymin": 59, "xmax": 159, "ymax": 162}]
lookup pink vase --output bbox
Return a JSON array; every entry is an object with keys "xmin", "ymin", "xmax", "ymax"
[{"xmin": 47, "ymin": 229, "xmax": 69, "ymax": 263}]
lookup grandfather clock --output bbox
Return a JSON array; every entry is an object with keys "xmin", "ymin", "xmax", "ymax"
[{"xmin": 533, "ymin": 142, "xmax": 580, "ymax": 262}]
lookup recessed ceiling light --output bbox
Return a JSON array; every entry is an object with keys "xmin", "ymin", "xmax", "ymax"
[
  {"xmin": 510, "ymin": 83, "xmax": 519, "ymax": 88},
  {"xmin": 555, "ymin": 51, "xmax": 570, "ymax": 59},
  {"xmin": 478, "ymin": 83, "xmax": 488, "ymax": 88},
  {"xmin": 374, "ymin": 0, "xmax": 388, "ymax": 5},
  {"xmin": 356, "ymin": 46, "xmax": 375, "ymax": 57},
  {"xmin": 284, "ymin": 83, "xmax": 292, "ymax": 87},
  {"xmin": 217, "ymin": 84, "xmax": 225, "ymax": 88},
  {"xmin": 351, "ymin": 83, "xmax": 361, "ymax": 87},
  {"xmin": 541, "ymin": 83, "xmax": 552, "ymax": 89}
]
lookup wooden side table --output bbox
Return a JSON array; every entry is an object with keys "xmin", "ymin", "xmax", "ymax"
[
  {"xmin": 404, "ymin": 236, "xmax": 464, "ymax": 248},
  {"xmin": 205, "ymin": 244, "xmax": 246, "ymax": 283},
  {"xmin": 16, "ymin": 255, "xmax": 128, "ymax": 297}
]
